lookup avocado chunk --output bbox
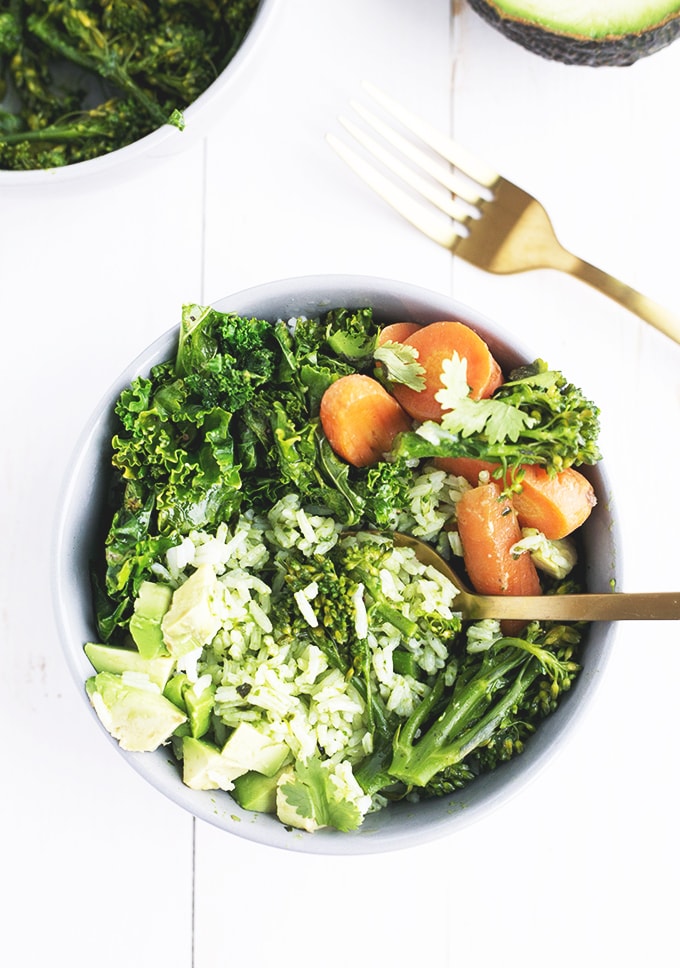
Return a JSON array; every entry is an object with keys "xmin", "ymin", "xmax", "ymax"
[
  {"xmin": 129, "ymin": 581, "xmax": 173, "ymax": 658},
  {"xmin": 182, "ymin": 737, "xmax": 238, "ymax": 791},
  {"xmin": 181, "ymin": 724, "xmax": 290, "ymax": 792},
  {"xmin": 86, "ymin": 671, "xmax": 186, "ymax": 752},
  {"xmin": 220, "ymin": 722, "xmax": 290, "ymax": 778},
  {"xmin": 232, "ymin": 770, "xmax": 282, "ymax": 814},
  {"xmin": 163, "ymin": 672, "xmax": 189, "ymax": 711},
  {"xmin": 163, "ymin": 672, "xmax": 215, "ymax": 738},
  {"xmin": 184, "ymin": 681, "xmax": 215, "ymax": 738},
  {"xmin": 468, "ymin": 0, "xmax": 680, "ymax": 65},
  {"xmin": 84, "ymin": 642, "xmax": 175, "ymax": 690},
  {"xmin": 161, "ymin": 563, "xmax": 224, "ymax": 658}
]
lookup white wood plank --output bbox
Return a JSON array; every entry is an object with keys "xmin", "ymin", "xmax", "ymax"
[
  {"xmin": 200, "ymin": 0, "xmax": 453, "ymax": 302},
  {"xmin": 0, "ymin": 144, "xmax": 207, "ymax": 967}
]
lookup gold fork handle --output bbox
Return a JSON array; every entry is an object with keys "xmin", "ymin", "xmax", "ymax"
[
  {"xmin": 466, "ymin": 591, "xmax": 680, "ymax": 622},
  {"xmin": 562, "ymin": 255, "xmax": 680, "ymax": 345}
]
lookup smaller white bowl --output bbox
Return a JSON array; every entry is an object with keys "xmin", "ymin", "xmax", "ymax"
[
  {"xmin": 53, "ymin": 274, "xmax": 619, "ymax": 854},
  {"xmin": 0, "ymin": 0, "xmax": 274, "ymax": 190}
]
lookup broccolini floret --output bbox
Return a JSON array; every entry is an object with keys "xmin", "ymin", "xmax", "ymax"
[
  {"xmin": 386, "ymin": 623, "xmax": 581, "ymax": 791},
  {"xmin": 394, "ymin": 358, "xmax": 601, "ymax": 486}
]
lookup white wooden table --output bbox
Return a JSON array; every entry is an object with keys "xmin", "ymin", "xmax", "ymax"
[{"xmin": 2, "ymin": 2, "xmax": 679, "ymax": 964}]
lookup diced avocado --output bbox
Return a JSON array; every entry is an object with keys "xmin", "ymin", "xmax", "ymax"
[
  {"xmin": 163, "ymin": 673, "xmax": 215, "ymax": 738},
  {"xmin": 161, "ymin": 563, "xmax": 224, "ymax": 658},
  {"xmin": 182, "ymin": 736, "xmax": 239, "ymax": 791},
  {"xmin": 467, "ymin": 0, "xmax": 680, "ymax": 66},
  {"xmin": 181, "ymin": 726, "xmax": 290, "ymax": 792},
  {"xmin": 232, "ymin": 770, "xmax": 283, "ymax": 814},
  {"xmin": 220, "ymin": 722, "xmax": 290, "ymax": 777},
  {"xmin": 170, "ymin": 722, "xmax": 192, "ymax": 761},
  {"xmin": 163, "ymin": 672, "xmax": 189, "ymax": 711},
  {"xmin": 86, "ymin": 671, "xmax": 186, "ymax": 752},
  {"xmin": 84, "ymin": 642, "xmax": 175, "ymax": 690},
  {"xmin": 129, "ymin": 581, "xmax": 173, "ymax": 658},
  {"xmin": 184, "ymin": 681, "xmax": 216, "ymax": 739}
]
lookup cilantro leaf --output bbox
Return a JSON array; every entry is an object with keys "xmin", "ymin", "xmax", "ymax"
[
  {"xmin": 441, "ymin": 397, "xmax": 533, "ymax": 444},
  {"xmin": 278, "ymin": 757, "xmax": 363, "ymax": 832},
  {"xmin": 374, "ymin": 341, "xmax": 427, "ymax": 390},
  {"xmin": 434, "ymin": 352, "xmax": 470, "ymax": 410},
  {"xmin": 433, "ymin": 352, "xmax": 533, "ymax": 444},
  {"xmin": 393, "ymin": 359, "xmax": 601, "ymax": 481}
]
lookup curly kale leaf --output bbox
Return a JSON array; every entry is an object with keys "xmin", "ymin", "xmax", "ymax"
[
  {"xmin": 323, "ymin": 307, "xmax": 378, "ymax": 363},
  {"xmin": 176, "ymin": 305, "xmax": 278, "ymax": 412},
  {"xmin": 100, "ymin": 480, "xmax": 176, "ymax": 634},
  {"xmin": 359, "ymin": 456, "xmax": 416, "ymax": 528}
]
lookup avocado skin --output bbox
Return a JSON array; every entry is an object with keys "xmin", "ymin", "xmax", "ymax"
[{"xmin": 468, "ymin": 0, "xmax": 680, "ymax": 66}]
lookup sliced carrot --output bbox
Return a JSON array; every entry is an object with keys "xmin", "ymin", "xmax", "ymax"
[
  {"xmin": 390, "ymin": 320, "xmax": 504, "ymax": 423},
  {"xmin": 436, "ymin": 458, "xmax": 597, "ymax": 539},
  {"xmin": 377, "ymin": 321, "xmax": 423, "ymax": 346},
  {"xmin": 319, "ymin": 373, "xmax": 412, "ymax": 467},
  {"xmin": 456, "ymin": 481, "xmax": 541, "ymax": 635},
  {"xmin": 434, "ymin": 456, "xmax": 502, "ymax": 485},
  {"xmin": 511, "ymin": 465, "xmax": 597, "ymax": 540}
]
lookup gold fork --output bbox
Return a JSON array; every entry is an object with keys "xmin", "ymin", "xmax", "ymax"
[{"xmin": 327, "ymin": 82, "xmax": 680, "ymax": 345}]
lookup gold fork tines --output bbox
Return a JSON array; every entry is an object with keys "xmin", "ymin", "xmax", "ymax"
[{"xmin": 327, "ymin": 82, "xmax": 680, "ymax": 345}]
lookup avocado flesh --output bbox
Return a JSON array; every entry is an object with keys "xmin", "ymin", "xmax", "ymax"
[
  {"xmin": 181, "ymin": 725, "xmax": 290, "ymax": 792},
  {"xmin": 163, "ymin": 672, "xmax": 216, "ymax": 738},
  {"xmin": 84, "ymin": 642, "xmax": 175, "ymax": 690},
  {"xmin": 161, "ymin": 563, "xmax": 223, "ymax": 658},
  {"xmin": 86, "ymin": 671, "xmax": 186, "ymax": 752},
  {"xmin": 232, "ymin": 771, "xmax": 282, "ymax": 814},
  {"xmin": 129, "ymin": 581, "xmax": 173, "ymax": 659},
  {"xmin": 468, "ymin": 0, "xmax": 680, "ymax": 65}
]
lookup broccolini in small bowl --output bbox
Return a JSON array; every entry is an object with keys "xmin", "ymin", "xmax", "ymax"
[
  {"xmin": 0, "ymin": 0, "xmax": 272, "ymax": 182},
  {"xmin": 53, "ymin": 275, "xmax": 618, "ymax": 854}
]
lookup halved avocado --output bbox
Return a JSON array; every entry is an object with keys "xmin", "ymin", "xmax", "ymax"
[{"xmin": 467, "ymin": 0, "xmax": 680, "ymax": 65}]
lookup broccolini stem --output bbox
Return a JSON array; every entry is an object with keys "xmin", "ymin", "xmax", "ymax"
[
  {"xmin": 389, "ymin": 649, "xmax": 536, "ymax": 788},
  {"xmin": 394, "ymin": 674, "xmax": 445, "ymax": 749},
  {"xmin": 27, "ymin": 13, "xmax": 171, "ymax": 127},
  {"xmin": 416, "ymin": 649, "xmax": 527, "ymax": 752},
  {"xmin": 349, "ymin": 674, "xmax": 390, "ymax": 742},
  {"xmin": 452, "ymin": 660, "xmax": 541, "ymax": 762},
  {"xmin": 0, "ymin": 121, "xmax": 111, "ymax": 144},
  {"xmin": 352, "ymin": 569, "xmax": 419, "ymax": 638}
]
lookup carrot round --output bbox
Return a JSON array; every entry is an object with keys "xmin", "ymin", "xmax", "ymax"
[
  {"xmin": 390, "ymin": 320, "xmax": 504, "ymax": 423},
  {"xmin": 377, "ymin": 321, "xmax": 423, "ymax": 346},
  {"xmin": 434, "ymin": 456, "xmax": 502, "ymax": 485},
  {"xmin": 437, "ymin": 458, "xmax": 596, "ymax": 540},
  {"xmin": 319, "ymin": 373, "xmax": 412, "ymax": 467},
  {"xmin": 456, "ymin": 481, "xmax": 542, "ymax": 600},
  {"xmin": 511, "ymin": 465, "xmax": 597, "ymax": 540}
]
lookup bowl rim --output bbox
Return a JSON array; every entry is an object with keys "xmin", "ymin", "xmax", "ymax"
[
  {"xmin": 0, "ymin": 0, "xmax": 275, "ymax": 188},
  {"xmin": 51, "ymin": 273, "xmax": 620, "ymax": 855}
]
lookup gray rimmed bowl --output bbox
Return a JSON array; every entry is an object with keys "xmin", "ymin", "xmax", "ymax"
[{"xmin": 52, "ymin": 274, "xmax": 618, "ymax": 854}]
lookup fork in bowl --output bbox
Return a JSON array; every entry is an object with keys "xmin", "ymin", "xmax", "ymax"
[{"xmin": 327, "ymin": 82, "xmax": 680, "ymax": 345}]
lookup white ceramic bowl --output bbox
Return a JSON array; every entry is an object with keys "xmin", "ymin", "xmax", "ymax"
[
  {"xmin": 0, "ymin": 0, "xmax": 274, "ymax": 190},
  {"xmin": 53, "ymin": 275, "xmax": 618, "ymax": 854}
]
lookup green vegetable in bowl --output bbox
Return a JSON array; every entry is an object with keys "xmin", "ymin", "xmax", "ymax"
[
  {"xmin": 0, "ymin": 0, "xmax": 261, "ymax": 170},
  {"xmin": 85, "ymin": 303, "xmax": 602, "ymax": 833}
]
